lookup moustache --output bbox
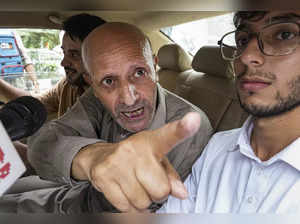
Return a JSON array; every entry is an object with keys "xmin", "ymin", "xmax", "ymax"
[
  {"xmin": 236, "ymin": 66, "xmax": 276, "ymax": 81},
  {"xmin": 117, "ymin": 101, "xmax": 143, "ymax": 111},
  {"xmin": 64, "ymin": 67, "xmax": 77, "ymax": 73}
]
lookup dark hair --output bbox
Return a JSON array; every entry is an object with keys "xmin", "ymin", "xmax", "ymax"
[
  {"xmin": 62, "ymin": 13, "xmax": 106, "ymax": 42},
  {"xmin": 233, "ymin": 11, "xmax": 268, "ymax": 28}
]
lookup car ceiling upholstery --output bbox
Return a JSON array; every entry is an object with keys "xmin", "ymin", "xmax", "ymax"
[
  {"xmin": 0, "ymin": 0, "xmax": 230, "ymax": 52},
  {"xmin": 0, "ymin": 0, "xmax": 229, "ymax": 29}
]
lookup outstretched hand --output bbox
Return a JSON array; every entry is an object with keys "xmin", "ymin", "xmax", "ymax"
[{"xmin": 72, "ymin": 112, "xmax": 201, "ymax": 212}]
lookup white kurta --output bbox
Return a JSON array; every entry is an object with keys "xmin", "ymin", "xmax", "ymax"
[{"xmin": 159, "ymin": 117, "xmax": 300, "ymax": 213}]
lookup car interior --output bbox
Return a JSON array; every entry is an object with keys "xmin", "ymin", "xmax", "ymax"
[
  {"xmin": 1, "ymin": 2, "xmax": 300, "ymax": 217},
  {"xmin": 0, "ymin": 0, "xmax": 248, "ymax": 135},
  {"xmin": 0, "ymin": 0, "xmax": 253, "ymax": 215}
]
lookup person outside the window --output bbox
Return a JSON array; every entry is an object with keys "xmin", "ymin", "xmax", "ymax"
[{"xmin": 0, "ymin": 29, "xmax": 40, "ymax": 93}]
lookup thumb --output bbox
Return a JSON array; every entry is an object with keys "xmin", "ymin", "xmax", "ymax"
[{"xmin": 151, "ymin": 112, "xmax": 201, "ymax": 159}]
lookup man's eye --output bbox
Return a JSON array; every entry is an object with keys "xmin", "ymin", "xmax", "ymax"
[
  {"xmin": 134, "ymin": 69, "xmax": 146, "ymax": 78},
  {"xmin": 236, "ymin": 35, "xmax": 249, "ymax": 48},
  {"xmin": 71, "ymin": 53, "xmax": 79, "ymax": 58},
  {"xmin": 70, "ymin": 52, "xmax": 80, "ymax": 58},
  {"xmin": 102, "ymin": 78, "xmax": 114, "ymax": 87},
  {"xmin": 276, "ymin": 31, "xmax": 296, "ymax": 40}
]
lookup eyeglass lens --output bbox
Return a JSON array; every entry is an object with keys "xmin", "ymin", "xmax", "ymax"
[{"xmin": 220, "ymin": 22, "xmax": 300, "ymax": 60}]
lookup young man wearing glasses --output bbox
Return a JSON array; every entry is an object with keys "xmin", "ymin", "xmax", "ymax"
[{"xmin": 158, "ymin": 11, "xmax": 300, "ymax": 213}]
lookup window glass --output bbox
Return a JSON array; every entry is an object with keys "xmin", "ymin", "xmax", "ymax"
[
  {"xmin": 0, "ymin": 28, "xmax": 64, "ymax": 94},
  {"xmin": 160, "ymin": 13, "xmax": 235, "ymax": 55}
]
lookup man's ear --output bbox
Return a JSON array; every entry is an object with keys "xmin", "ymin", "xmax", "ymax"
[
  {"xmin": 153, "ymin": 55, "xmax": 158, "ymax": 72},
  {"xmin": 152, "ymin": 55, "xmax": 159, "ymax": 82},
  {"xmin": 83, "ymin": 72, "xmax": 92, "ymax": 86}
]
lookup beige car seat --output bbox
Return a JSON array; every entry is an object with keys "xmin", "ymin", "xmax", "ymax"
[
  {"xmin": 157, "ymin": 44, "xmax": 192, "ymax": 93},
  {"xmin": 186, "ymin": 45, "xmax": 248, "ymax": 132}
]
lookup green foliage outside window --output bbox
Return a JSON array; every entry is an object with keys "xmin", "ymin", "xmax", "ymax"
[
  {"xmin": 16, "ymin": 29, "xmax": 64, "ymax": 84},
  {"xmin": 17, "ymin": 29, "xmax": 60, "ymax": 50}
]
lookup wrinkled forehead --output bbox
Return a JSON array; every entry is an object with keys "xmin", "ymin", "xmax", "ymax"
[
  {"xmin": 91, "ymin": 36, "xmax": 151, "ymax": 59},
  {"xmin": 237, "ymin": 11, "xmax": 300, "ymax": 31}
]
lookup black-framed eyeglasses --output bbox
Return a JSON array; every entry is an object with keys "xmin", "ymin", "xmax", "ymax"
[{"xmin": 218, "ymin": 22, "xmax": 300, "ymax": 61}]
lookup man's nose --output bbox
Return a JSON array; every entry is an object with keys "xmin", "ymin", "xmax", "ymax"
[
  {"xmin": 120, "ymin": 84, "xmax": 138, "ymax": 106},
  {"xmin": 239, "ymin": 37, "xmax": 265, "ymax": 68},
  {"xmin": 61, "ymin": 55, "xmax": 71, "ymax": 68}
]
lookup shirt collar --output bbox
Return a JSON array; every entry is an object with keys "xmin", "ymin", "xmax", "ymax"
[
  {"xmin": 278, "ymin": 138, "xmax": 300, "ymax": 171},
  {"xmin": 229, "ymin": 116, "xmax": 300, "ymax": 171},
  {"xmin": 148, "ymin": 83, "xmax": 167, "ymax": 130},
  {"xmin": 227, "ymin": 116, "xmax": 254, "ymax": 152}
]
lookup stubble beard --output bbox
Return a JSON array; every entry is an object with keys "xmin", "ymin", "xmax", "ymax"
[
  {"xmin": 67, "ymin": 71, "xmax": 88, "ymax": 88},
  {"xmin": 114, "ymin": 88, "xmax": 157, "ymax": 133},
  {"xmin": 238, "ymin": 75, "xmax": 300, "ymax": 118}
]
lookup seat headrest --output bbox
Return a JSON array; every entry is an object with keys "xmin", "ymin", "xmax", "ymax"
[
  {"xmin": 192, "ymin": 45, "xmax": 233, "ymax": 79},
  {"xmin": 157, "ymin": 44, "xmax": 192, "ymax": 72}
]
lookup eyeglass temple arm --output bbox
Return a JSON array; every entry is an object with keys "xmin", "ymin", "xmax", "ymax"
[{"xmin": 217, "ymin": 40, "xmax": 237, "ymax": 50}]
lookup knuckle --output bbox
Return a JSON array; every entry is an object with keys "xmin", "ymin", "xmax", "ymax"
[
  {"xmin": 90, "ymin": 164, "xmax": 106, "ymax": 182},
  {"xmin": 118, "ymin": 141, "xmax": 135, "ymax": 155},
  {"xmin": 108, "ymin": 154, "xmax": 121, "ymax": 166},
  {"xmin": 152, "ymin": 183, "xmax": 171, "ymax": 201},
  {"xmin": 116, "ymin": 201, "xmax": 132, "ymax": 212},
  {"xmin": 131, "ymin": 196, "xmax": 151, "ymax": 210},
  {"xmin": 89, "ymin": 154, "xmax": 123, "ymax": 183},
  {"xmin": 104, "ymin": 154, "xmax": 124, "ymax": 172}
]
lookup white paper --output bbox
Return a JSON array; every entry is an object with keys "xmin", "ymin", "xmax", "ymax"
[{"xmin": 0, "ymin": 121, "xmax": 26, "ymax": 196}]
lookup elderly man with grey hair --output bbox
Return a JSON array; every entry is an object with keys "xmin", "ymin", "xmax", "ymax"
[{"xmin": 0, "ymin": 22, "xmax": 212, "ymax": 213}]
